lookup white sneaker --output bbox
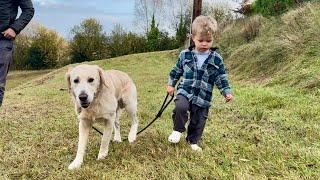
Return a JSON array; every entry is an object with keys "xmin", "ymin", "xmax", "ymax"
[
  {"xmin": 190, "ymin": 144, "xmax": 202, "ymax": 152},
  {"xmin": 168, "ymin": 131, "xmax": 182, "ymax": 143}
]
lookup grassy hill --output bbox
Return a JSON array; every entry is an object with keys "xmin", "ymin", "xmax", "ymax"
[
  {"xmin": 218, "ymin": 2, "xmax": 320, "ymax": 91},
  {"xmin": 1, "ymin": 2, "xmax": 320, "ymax": 179}
]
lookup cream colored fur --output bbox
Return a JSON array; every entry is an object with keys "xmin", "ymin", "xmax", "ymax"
[{"xmin": 65, "ymin": 64, "xmax": 138, "ymax": 170}]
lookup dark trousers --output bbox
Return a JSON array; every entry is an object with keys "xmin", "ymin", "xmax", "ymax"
[
  {"xmin": 0, "ymin": 39, "xmax": 14, "ymax": 107},
  {"xmin": 172, "ymin": 95, "xmax": 209, "ymax": 144}
]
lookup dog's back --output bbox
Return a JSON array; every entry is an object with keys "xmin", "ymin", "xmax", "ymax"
[{"xmin": 104, "ymin": 70, "xmax": 137, "ymax": 101}]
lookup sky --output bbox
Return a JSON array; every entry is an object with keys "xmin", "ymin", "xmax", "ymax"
[
  {"xmin": 30, "ymin": 0, "xmax": 240, "ymax": 39},
  {"xmin": 32, "ymin": 0, "xmax": 135, "ymax": 39}
]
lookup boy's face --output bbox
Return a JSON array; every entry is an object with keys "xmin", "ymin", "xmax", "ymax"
[{"xmin": 192, "ymin": 33, "xmax": 213, "ymax": 52}]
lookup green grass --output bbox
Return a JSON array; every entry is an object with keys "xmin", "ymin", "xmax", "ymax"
[
  {"xmin": 0, "ymin": 50, "xmax": 319, "ymax": 179},
  {"xmin": 6, "ymin": 69, "xmax": 52, "ymax": 90},
  {"xmin": 1, "ymin": 2, "xmax": 320, "ymax": 179},
  {"xmin": 220, "ymin": 2, "xmax": 320, "ymax": 91}
]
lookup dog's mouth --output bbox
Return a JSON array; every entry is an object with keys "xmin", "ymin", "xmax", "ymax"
[{"xmin": 80, "ymin": 102, "xmax": 90, "ymax": 108}]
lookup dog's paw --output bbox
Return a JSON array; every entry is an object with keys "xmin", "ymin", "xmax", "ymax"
[
  {"xmin": 97, "ymin": 151, "xmax": 108, "ymax": 160},
  {"xmin": 113, "ymin": 136, "xmax": 122, "ymax": 142},
  {"xmin": 128, "ymin": 132, "xmax": 136, "ymax": 143},
  {"xmin": 68, "ymin": 160, "xmax": 83, "ymax": 170}
]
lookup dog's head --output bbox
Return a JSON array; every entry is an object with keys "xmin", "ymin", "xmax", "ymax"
[{"xmin": 65, "ymin": 64, "xmax": 107, "ymax": 109}]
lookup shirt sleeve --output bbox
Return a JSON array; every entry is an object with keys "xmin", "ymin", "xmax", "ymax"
[
  {"xmin": 168, "ymin": 52, "xmax": 184, "ymax": 87},
  {"xmin": 10, "ymin": 0, "xmax": 35, "ymax": 34},
  {"xmin": 214, "ymin": 54, "xmax": 231, "ymax": 96}
]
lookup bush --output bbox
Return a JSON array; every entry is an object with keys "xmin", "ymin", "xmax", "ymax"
[
  {"xmin": 253, "ymin": 0, "xmax": 315, "ymax": 16},
  {"xmin": 69, "ymin": 18, "xmax": 109, "ymax": 63},
  {"xmin": 25, "ymin": 27, "xmax": 65, "ymax": 69},
  {"xmin": 12, "ymin": 34, "xmax": 32, "ymax": 70},
  {"xmin": 107, "ymin": 24, "xmax": 147, "ymax": 57},
  {"xmin": 241, "ymin": 15, "xmax": 265, "ymax": 42}
]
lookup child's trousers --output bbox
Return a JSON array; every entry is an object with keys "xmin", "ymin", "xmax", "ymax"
[{"xmin": 172, "ymin": 95, "xmax": 209, "ymax": 144}]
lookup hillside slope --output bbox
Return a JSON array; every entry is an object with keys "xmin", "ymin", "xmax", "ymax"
[
  {"xmin": 0, "ymin": 2, "xmax": 320, "ymax": 179},
  {"xmin": 1, "ymin": 48, "xmax": 319, "ymax": 178},
  {"xmin": 219, "ymin": 2, "xmax": 320, "ymax": 91}
]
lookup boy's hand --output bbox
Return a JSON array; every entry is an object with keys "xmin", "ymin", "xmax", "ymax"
[
  {"xmin": 166, "ymin": 86, "xmax": 175, "ymax": 96},
  {"xmin": 225, "ymin": 93, "xmax": 233, "ymax": 102}
]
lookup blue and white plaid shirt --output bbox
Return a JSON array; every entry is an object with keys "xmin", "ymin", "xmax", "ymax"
[{"xmin": 168, "ymin": 47, "xmax": 231, "ymax": 108}]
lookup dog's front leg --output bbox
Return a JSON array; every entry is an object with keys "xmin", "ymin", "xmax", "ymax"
[
  {"xmin": 97, "ymin": 113, "xmax": 115, "ymax": 160},
  {"xmin": 68, "ymin": 119, "xmax": 92, "ymax": 170}
]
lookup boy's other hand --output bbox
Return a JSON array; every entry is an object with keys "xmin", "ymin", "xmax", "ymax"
[
  {"xmin": 225, "ymin": 93, "xmax": 233, "ymax": 102},
  {"xmin": 166, "ymin": 86, "xmax": 175, "ymax": 96}
]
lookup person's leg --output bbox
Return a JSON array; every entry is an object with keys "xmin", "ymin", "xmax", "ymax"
[
  {"xmin": 186, "ymin": 104, "xmax": 209, "ymax": 150},
  {"xmin": 168, "ymin": 95, "xmax": 190, "ymax": 143},
  {"xmin": 0, "ymin": 39, "xmax": 14, "ymax": 107}
]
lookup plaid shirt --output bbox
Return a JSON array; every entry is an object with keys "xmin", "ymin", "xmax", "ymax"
[{"xmin": 168, "ymin": 47, "xmax": 231, "ymax": 108}]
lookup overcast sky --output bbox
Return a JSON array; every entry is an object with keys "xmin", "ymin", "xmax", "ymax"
[{"xmin": 30, "ymin": 0, "xmax": 240, "ymax": 39}]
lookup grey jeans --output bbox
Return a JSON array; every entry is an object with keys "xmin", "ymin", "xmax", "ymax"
[
  {"xmin": 0, "ymin": 39, "xmax": 14, "ymax": 106},
  {"xmin": 172, "ymin": 95, "xmax": 209, "ymax": 144}
]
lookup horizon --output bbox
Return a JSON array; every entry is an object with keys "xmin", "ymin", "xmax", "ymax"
[{"xmin": 26, "ymin": 0, "xmax": 241, "ymax": 39}]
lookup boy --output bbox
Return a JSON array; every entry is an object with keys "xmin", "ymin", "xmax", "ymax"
[{"xmin": 166, "ymin": 16, "xmax": 233, "ymax": 151}]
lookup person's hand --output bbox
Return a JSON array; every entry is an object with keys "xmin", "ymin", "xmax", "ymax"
[
  {"xmin": 166, "ymin": 86, "xmax": 175, "ymax": 96},
  {"xmin": 2, "ymin": 28, "xmax": 16, "ymax": 39},
  {"xmin": 225, "ymin": 93, "xmax": 233, "ymax": 102}
]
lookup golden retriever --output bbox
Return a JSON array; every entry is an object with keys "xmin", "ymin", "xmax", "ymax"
[{"xmin": 65, "ymin": 64, "xmax": 138, "ymax": 170}]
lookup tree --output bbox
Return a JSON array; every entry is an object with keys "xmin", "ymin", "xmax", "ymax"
[
  {"xmin": 147, "ymin": 14, "xmax": 160, "ymax": 51},
  {"xmin": 107, "ymin": 24, "xmax": 126, "ymax": 57},
  {"xmin": 12, "ymin": 34, "xmax": 32, "ymax": 69},
  {"xmin": 107, "ymin": 24, "xmax": 147, "ymax": 57},
  {"xmin": 175, "ymin": 14, "xmax": 188, "ymax": 47},
  {"xmin": 134, "ymin": 0, "xmax": 165, "ymax": 34},
  {"xmin": 158, "ymin": 31, "xmax": 177, "ymax": 50},
  {"xmin": 25, "ymin": 26, "xmax": 65, "ymax": 69},
  {"xmin": 69, "ymin": 18, "xmax": 108, "ymax": 63}
]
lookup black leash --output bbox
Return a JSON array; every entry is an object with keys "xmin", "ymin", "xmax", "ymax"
[
  {"xmin": 92, "ymin": 93, "xmax": 174, "ymax": 140},
  {"xmin": 92, "ymin": 126, "xmax": 103, "ymax": 135}
]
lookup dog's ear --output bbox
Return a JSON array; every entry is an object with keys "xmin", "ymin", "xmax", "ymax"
[
  {"xmin": 97, "ymin": 67, "xmax": 108, "ymax": 87},
  {"xmin": 65, "ymin": 67, "xmax": 73, "ymax": 93}
]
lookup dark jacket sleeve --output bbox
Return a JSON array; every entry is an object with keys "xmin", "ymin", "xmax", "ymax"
[
  {"xmin": 168, "ymin": 52, "xmax": 184, "ymax": 87},
  {"xmin": 10, "ymin": 0, "xmax": 35, "ymax": 34}
]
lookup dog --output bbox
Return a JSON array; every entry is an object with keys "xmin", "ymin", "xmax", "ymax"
[{"xmin": 65, "ymin": 64, "xmax": 138, "ymax": 170}]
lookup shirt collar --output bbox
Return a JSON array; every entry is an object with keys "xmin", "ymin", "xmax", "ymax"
[
  {"xmin": 188, "ymin": 45, "xmax": 217, "ymax": 66},
  {"xmin": 188, "ymin": 44, "xmax": 218, "ymax": 52}
]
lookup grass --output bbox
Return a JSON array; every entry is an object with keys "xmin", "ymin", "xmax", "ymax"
[
  {"xmin": 0, "ymin": 50, "xmax": 319, "ymax": 179},
  {"xmin": 220, "ymin": 2, "xmax": 320, "ymax": 90},
  {"xmin": 6, "ymin": 69, "xmax": 52, "ymax": 90},
  {"xmin": 1, "ymin": 2, "xmax": 320, "ymax": 179}
]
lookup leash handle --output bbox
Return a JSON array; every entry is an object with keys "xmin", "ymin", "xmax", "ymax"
[{"xmin": 156, "ymin": 93, "xmax": 174, "ymax": 118}]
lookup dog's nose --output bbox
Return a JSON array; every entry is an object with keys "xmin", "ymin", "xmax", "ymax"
[{"xmin": 79, "ymin": 93, "xmax": 88, "ymax": 102}]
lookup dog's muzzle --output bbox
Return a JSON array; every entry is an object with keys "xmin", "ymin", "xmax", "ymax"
[{"xmin": 78, "ymin": 93, "xmax": 90, "ymax": 108}]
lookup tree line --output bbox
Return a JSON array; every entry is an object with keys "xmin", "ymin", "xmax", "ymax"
[
  {"xmin": 12, "ymin": 16, "xmax": 187, "ymax": 70},
  {"xmin": 12, "ymin": 0, "xmax": 311, "ymax": 70},
  {"xmin": 12, "ymin": 0, "xmax": 236, "ymax": 70}
]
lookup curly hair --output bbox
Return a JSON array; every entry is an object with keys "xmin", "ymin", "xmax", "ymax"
[{"xmin": 192, "ymin": 15, "xmax": 218, "ymax": 37}]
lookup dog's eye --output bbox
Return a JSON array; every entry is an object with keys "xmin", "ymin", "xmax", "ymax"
[
  {"xmin": 74, "ymin": 79, "xmax": 79, "ymax": 83},
  {"xmin": 88, "ymin": 78, "xmax": 94, "ymax": 83}
]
